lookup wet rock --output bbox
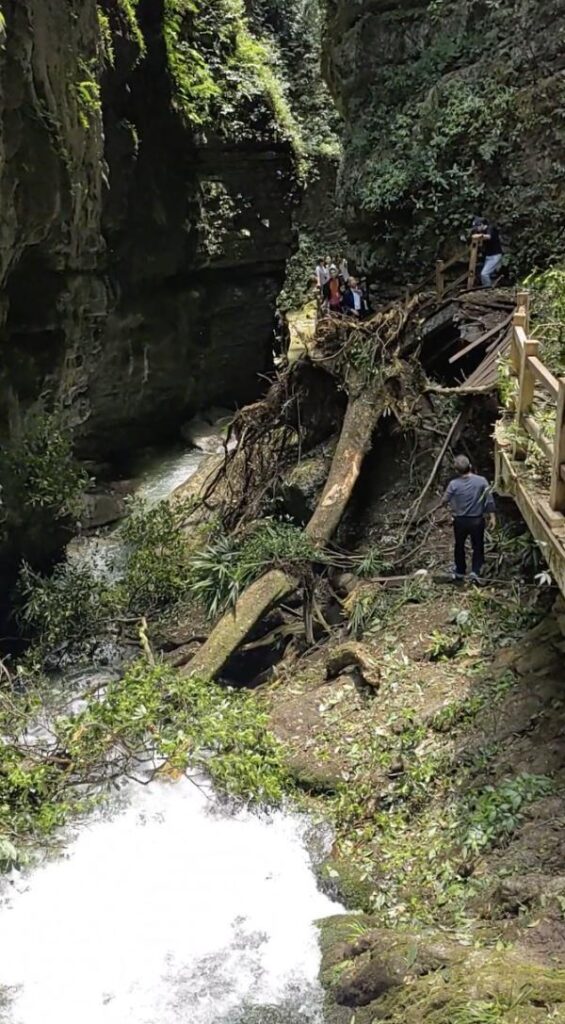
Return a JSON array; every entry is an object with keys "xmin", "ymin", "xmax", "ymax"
[
  {"xmin": 181, "ymin": 417, "xmax": 226, "ymax": 454},
  {"xmin": 318, "ymin": 860, "xmax": 377, "ymax": 914},
  {"xmin": 79, "ymin": 491, "xmax": 127, "ymax": 530}
]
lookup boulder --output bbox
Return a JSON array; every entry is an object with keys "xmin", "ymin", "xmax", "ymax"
[{"xmin": 79, "ymin": 491, "xmax": 127, "ymax": 530}]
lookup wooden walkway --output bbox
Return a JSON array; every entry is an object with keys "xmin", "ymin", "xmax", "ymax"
[{"xmin": 495, "ymin": 291, "xmax": 565, "ymax": 595}]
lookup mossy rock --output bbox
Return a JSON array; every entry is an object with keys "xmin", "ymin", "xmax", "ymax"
[
  {"xmin": 318, "ymin": 919, "xmax": 565, "ymax": 1022},
  {"xmin": 376, "ymin": 954, "xmax": 565, "ymax": 1022},
  {"xmin": 318, "ymin": 859, "xmax": 377, "ymax": 913}
]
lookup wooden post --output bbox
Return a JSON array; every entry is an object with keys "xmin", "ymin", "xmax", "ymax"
[
  {"xmin": 513, "ymin": 337, "xmax": 539, "ymax": 460},
  {"xmin": 550, "ymin": 377, "xmax": 565, "ymax": 512},
  {"xmin": 515, "ymin": 289, "xmax": 531, "ymax": 332},
  {"xmin": 510, "ymin": 309, "xmax": 525, "ymax": 376},
  {"xmin": 467, "ymin": 237, "xmax": 481, "ymax": 290},
  {"xmin": 436, "ymin": 260, "xmax": 445, "ymax": 300},
  {"xmin": 517, "ymin": 339, "xmax": 540, "ymax": 417}
]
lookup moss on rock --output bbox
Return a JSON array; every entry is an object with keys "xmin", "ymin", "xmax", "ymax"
[
  {"xmin": 319, "ymin": 917, "xmax": 565, "ymax": 1023},
  {"xmin": 318, "ymin": 859, "xmax": 377, "ymax": 913}
]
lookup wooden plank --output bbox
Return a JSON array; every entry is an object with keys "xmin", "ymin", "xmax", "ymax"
[
  {"xmin": 445, "ymin": 270, "xmax": 470, "ymax": 296},
  {"xmin": 443, "ymin": 252, "xmax": 466, "ymax": 272},
  {"xmin": 539, "ymin": 499, "xmax": 565, "ymax": 529},
  {"xmin": 449, "ymin": 313, "xmax": 513, "ymax": 365},
  {"xmin": 436, "ymin": 260, "xmax": 445, "ymax": 300},
  {"xmin": 522, "ymin": 415, "xmax": 554, "ymax": 462},
  {"xmin": 529, "ymin": 357, "xmax": 559, "ymax": 399},
  {"xmin": 550, "ymin": 378, "xmax": 565, "ymax": 512},
  {"xmin": 497, "ymin": 449, "xmax": 565, "ymax": 596},
  {"xmin": 514, "ymin": 324, "xmax": 528, "ymax": 350},
  {"xmin": 467, "ymin": 237, "xmax": 481, "ymax": 290}
]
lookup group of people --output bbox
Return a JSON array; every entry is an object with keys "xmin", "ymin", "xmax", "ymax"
[{"xmin": 314, "ymin": 257, "xmax": 371, "ymax": 318}]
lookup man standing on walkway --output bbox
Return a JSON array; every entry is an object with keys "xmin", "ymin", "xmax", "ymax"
[
  {"xmin": 472, "ymin": 217, "xmax": 503, "ymax": 287},
  {"xmin": 442, "ymin": 455, "xmax": 496, "ymax": 581}
]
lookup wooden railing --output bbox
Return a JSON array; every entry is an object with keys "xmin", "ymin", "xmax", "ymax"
[
  {"xmin": 509, "ymin": 290, "xmax": 565, "ymax": 516},
  {"xmin": 435, "ymin": 236, "xmax": 482, "ymax": 300}
]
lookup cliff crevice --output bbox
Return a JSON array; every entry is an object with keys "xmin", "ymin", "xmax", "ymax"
[{"xmin": 0, "ymin": 0, "xmax": 297, "ymax": 458}]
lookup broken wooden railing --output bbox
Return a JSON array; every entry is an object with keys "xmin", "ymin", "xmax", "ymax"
[
  {"xmin": 495, "ymin": 289, "xmax": 565, "ymax": 594},
  {"xmin": 509, "ymin": 289, "xmax": 565, "ymax": 515},
  {"xmin": 435, "ymin": 235, "xmax": 482, "ymax": 300}
]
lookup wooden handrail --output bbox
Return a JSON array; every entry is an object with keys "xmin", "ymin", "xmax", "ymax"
[
  {"xmin": 529, "ymin": 357, "xmax": 559, "ymax": 400},
  {"xmin": 436, "ymin": 236, "xmax": 485, "ymax": 299},
  {"xmin": 507, "ymin": 292, "xmax": 565, "ymax": 513}
]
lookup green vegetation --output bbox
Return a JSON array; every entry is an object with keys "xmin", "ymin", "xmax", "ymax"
[
  {"xmin": 117, "ymin": 0, "xmax": 145, "ymax": 54},
  {"xmin": 249, "ymin": 0, "xmax": 341, "ymax": 173},
  {"xmin": 162, "ymin": 0, "xmax": 303, "ymax": 157},
  {"xmin": 460, "ymin": 773, "xmax": 553, "ymax": 857},
  {"xmin": 345, "ymin": 578, "xmax": 429, "ymax": 640},
  {"xmin": 188, "ymin": 518, "xmax": 316, "ymax": 617},
  {"xmin": 74, "ymin": 59, "xmax": 102, "ymax": 130},
  {"xmin": 283, "ymin": 579, "xmax": 555, "ymax": 930},
  {"xmin": 339, "ymin": 2, "xmax": 565, "ymax": 278},
  {"xmin": 97, "ymin": 7, "xmax": 115, "ymax": 66},
  {"xmin": 525, "ymin": 267, "xmax": 565, "ymax": 374},
  {"xmin": 0, "ymin": 661, "xmax": 291, "ymax": 858},
  {"xmin": 16, "ymin": 508, "xmax": 315, "ymax": 657},
  {"xmin": 0, "ymin": 407, "xmax": 86, "ymax": 551}
]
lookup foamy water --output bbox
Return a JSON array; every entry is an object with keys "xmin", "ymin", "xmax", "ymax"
[
  {"xmin": 134, "ymin": 446, "xmax": 205, "ymax": 505},
  {"xmin": 0, "ymin": 780, "xmax": 340, "ymax": 1024}
]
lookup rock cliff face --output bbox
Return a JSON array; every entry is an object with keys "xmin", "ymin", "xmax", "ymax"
[
  {"xmin": 0, "ymin": 0, "xmax": 296, "ymax": 459},
  {"xmin": 323, "ymin": 0, "xmax": 565, "ymax": 282}
]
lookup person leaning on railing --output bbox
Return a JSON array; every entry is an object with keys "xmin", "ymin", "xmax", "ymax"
[{"xmin": 471, "ymin": 216, "xmax": 503, "ymax": 288}]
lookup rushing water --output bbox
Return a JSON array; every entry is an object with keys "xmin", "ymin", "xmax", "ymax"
[
  {"xmin": 0, "ymin": 442, "xmax": 342, "ymax": 1024},
  {"xmin": 0, "ymin": 781, "xmax": 340, "ymax": 1024},
  {"xmin": 131, "ymin": 444, "xmax": 205, "ymax": 506},
  {"xmin": 67, "ymin": 442, "xmax": 205, "ymax": 579}
]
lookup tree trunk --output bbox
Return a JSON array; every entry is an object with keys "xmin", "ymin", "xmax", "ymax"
[
  {"xmin": 186, "ymin": 570, "xmax": 296, "ymax": 680},
  {"xmin": 184, "ymin": 387, "xmax": 384, "ymax": 681}
]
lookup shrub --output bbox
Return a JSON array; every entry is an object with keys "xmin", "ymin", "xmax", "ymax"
[
  {"xmin": 0, "ymin": 661, "xmax": 292, "ymax": 848},
  {"xmin": 0, "ymin": 407, "xmax": 86, "ymax": 529},
  {"xmin": 187, "ymin": 518, "xmax": 316, "ymax": 617}
]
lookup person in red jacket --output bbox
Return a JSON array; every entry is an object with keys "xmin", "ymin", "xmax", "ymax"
[{"xmin": 322, "ymin": 265, "xmax": 343, "ymax": 314}]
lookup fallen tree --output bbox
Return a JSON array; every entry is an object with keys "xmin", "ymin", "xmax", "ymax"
[{"xmin": 187, "ymin": 300, "xmax": 425, "ymax": 680}]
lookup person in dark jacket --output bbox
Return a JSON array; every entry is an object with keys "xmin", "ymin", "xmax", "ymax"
[
  {"xmin": 342, "ymin": 277, "xmax": 368, "ymax": 318},
  {"xmin": 442, "ymin": 455, "xmax": 496, "ymax": 581},
  {"xmin": 472, "ymin": 216, "xmax": 503, "ymax": 287}
]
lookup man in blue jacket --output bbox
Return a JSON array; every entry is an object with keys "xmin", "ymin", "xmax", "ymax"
[{"xmin": 442, "ymin": 455, "xmax": 496, "ymax": 581}]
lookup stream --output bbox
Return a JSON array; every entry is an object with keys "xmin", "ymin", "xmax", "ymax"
[{"xmin": 0, "ymin": 439, "xmax": 342, "ymax": 1024}]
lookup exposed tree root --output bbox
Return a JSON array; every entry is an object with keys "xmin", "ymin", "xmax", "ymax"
[
  {"xmin": 325, "ymin": 641, "xmax": 381, "ymax": 689},
  {"xmin": 185, "ymin": 297, "xmax": 426, "ymax": 681}
]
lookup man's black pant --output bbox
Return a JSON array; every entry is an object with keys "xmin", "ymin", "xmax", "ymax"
[{"xmin": 453, "ymin": 516, "xmax": 485, "ymax": 577}]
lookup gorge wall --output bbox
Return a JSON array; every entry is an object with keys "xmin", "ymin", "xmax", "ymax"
[
  {"xmin": 0, "ymin": 0, "xmax": 297, "ymax": 459},
  {"xmin": 323, "ymin": 0, "xmax": 565, "ymax": 284}
]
